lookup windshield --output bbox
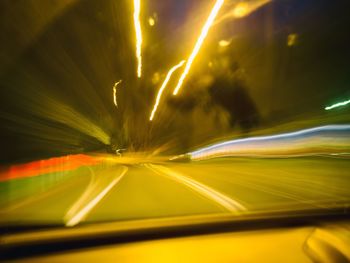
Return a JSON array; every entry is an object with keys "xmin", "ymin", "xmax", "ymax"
[{"xmin": 0, "ymin": 0, "xmax": 350, "ymax": 228}]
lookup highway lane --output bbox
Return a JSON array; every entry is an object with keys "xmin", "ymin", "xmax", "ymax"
[
  {"xmin": 1, "ymin": 156, "xmax": 350, "ymax": 227},
  {"xmin": 84, "ymin": 164, "xmax": 226, "ymax": 224},
  {"xmin": 166, "ymin": 157, "xmax": 350, "ymax": 211}
]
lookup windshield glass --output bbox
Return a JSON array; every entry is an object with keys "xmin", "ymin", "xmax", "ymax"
[{"xmin": 0, "ymin": 0, "xmax": 349, "ymax": 228}]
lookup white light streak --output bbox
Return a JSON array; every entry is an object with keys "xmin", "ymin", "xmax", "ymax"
[
  {"xmin": 134, "ymin": 0, "xmax": 142, "ymax": 78},
  {"xmin": 325, "ymin": 99, "xmax": 350, "ymax": 110},
  {"xmin": 150, "ymin": 60, "xmax": 185, "ymax": 121},
  {"xmin": 113, "ymin": 80, "xmax": 122, "ymax": 107},
  {"xmin": 173, "ymin": 0, "xmax": 225, "ymax": 95}
]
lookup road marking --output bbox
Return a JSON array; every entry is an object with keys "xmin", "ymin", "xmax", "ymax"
[
  {"xmin": 65, "ymin": 166, "xmax": 128, "ymax": 227},
  {"xmin": 146, "ymin": 164, "xmax": 246, "ymax": 213}
]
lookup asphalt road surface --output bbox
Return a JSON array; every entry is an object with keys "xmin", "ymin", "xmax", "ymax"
[{"xmin": 1, "ymin": 155, "xmax": 350, "ymax": 227}]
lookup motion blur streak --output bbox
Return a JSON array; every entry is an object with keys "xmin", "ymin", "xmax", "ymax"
[
  {"xmin": 113, "ymin": 80, "xmax": 122, "ymax": 107},
  {"xmin": 0, "ymin": 94, "xmax": 111, "ymax": 145},
  {"xmin": 325, "ymin": 99, "xmax": 350, "ymax": 110},
  {"xmin": 49, "ymin": 100, "xmax": 110, "ymax": 145},
  {"xmin": 190, "ymin": 125, "xmax": 350, "ymax": 160},
  {"xmin": 133, "ymin": 0, "xmax": 142, "ymax": 78},
  {"xmin": 0, "ymin": 154, "xmax": 100, "ymax": 182},
  {"xmin": 150, "ymin": 60, "xmax": 186, "ymax": 121},
  {"xmin": 146, "ymin": 164, "xmax": 246, "ymax": 213},
  {"xmin": 65, "ymin": 166, "xmax": 128, "ymax": 227},
  {"xmin": 214, "ymin": 0, "xmax": 271, "ymax": 25},
  {"xmin": 173, "ymin": 0, "xmax": 225, "ymax": 96}
]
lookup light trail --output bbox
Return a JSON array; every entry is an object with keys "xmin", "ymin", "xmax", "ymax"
[
  {"xmin": 232, "ymin": 2, "xmax": 249, "ymax": 18},
  {"xmin": 150, "ymin": 60, "xmax": 186, "ymax": 121},
  {"xmin": 190, "ymin": 125, "xmax": 350, "ymax": 160},
  {"xmin": 173, "ymin": 0, "xmax": 225, "ymax": 96},
  {"xmin": 214, "ymin": 0, "xmax": 271, "ymax": 25},
  {"xmin": 133, "ymin": 0, "xmax": 142, "ymax": 78},
  {"xmin": 325, "ymin": 99, "xmax": 350, "ymax": 110},
  {"xmin": 113, "ymin": 80, "xmax": 122, "ymax": 108}
]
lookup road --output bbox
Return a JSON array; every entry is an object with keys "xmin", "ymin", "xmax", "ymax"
[{"xmin": 1, "ymin": 155, "xmax": 350, "ymax": 227}]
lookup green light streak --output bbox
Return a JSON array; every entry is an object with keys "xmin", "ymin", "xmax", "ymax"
[{"xmin": 325, "ymin": 99, "xmax": 350, "ymax": 111}]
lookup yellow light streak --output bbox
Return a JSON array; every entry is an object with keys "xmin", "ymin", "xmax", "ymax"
[
  {"xmin": 214, "ymin": 0, "xmax": 271, "ymax": 25},
  {"xmin": 113, "ymin": 80, "xmax": 122, "ymax": 107},
  {"xmin": 134, "ymin": 0, "xmax": 142, "ymax": 78},
  {"xmin": 173, "ymin": 0, "xmax": 225, "ymax": 96},
  {"xmin": 150, "ymin": 60, "xmax": 185, "ymax": 121},
  {"xmin": 233, "ymin": 2, "xmax": 249, "ymax": 18}
]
